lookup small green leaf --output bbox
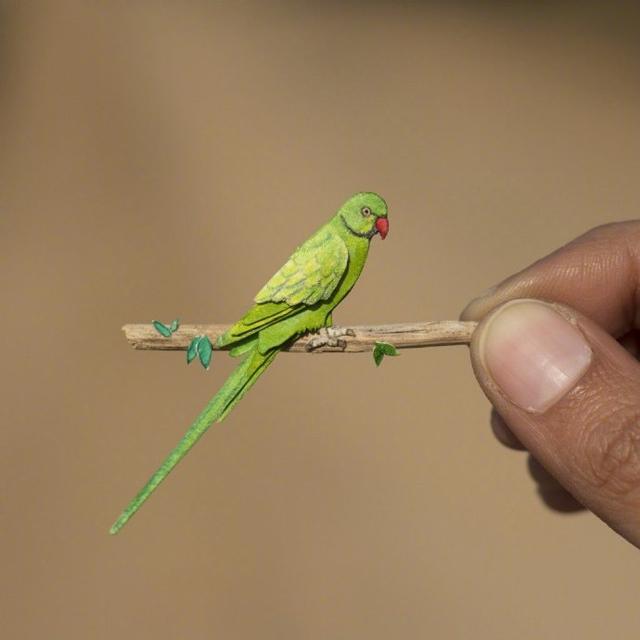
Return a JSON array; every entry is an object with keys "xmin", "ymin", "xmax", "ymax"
[
  {"xmin": 152, "ymin": 320, "xmax": 172, "ymax": 338},
  {"xmin": 169, "ymin": 318, "xmax": 180, "ymax": 334},
  {"xmin": 380, "ymin": 342, "xmax": 398, "ymax": 356},
  {"xmin": 198, "ymin": 336, "xmax": 213, "ymax": 370},
  {"xmin": 187, "ymin": 337, "xmax": 200, "ymax": 364},
  {"xmin": 373, "ymin": 341, "xmax": 398, "ymax": 367}
]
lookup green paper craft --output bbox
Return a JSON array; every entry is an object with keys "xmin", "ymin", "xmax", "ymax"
[
  {"xmin": 186, "ymin": 335, "xmax": 213, "ymax": 369},
  {"xmin": 186, "ymin": 337, "xmax": 199, "ymax": 364},
  {"xmin": 111, "ymin": 192, "xmax": 390, "ymax": 534},
  {"xmin": 152, "ymin": 320, "xmax": 172, "ymax": 337},
  {"xmin": 373, "ymin": 341, "xmax": 399, "ymax": 366},
  {"xmin": 197, "ymin": 336, "xmax": 213, "ymax": 370},
  {"xmin": 152, "ymin": 318, "xmax": 180, "ymax": 337}
]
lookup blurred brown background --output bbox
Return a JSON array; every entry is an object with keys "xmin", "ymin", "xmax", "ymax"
[{"xmin": 2, "ymin": 1, "xmax": 640, "ymax": 638}]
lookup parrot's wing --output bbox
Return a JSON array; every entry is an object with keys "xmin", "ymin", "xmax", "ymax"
[
  {"xmin": 219, "ymin": 226, "xmax": 349, "ymax": 348},
  {"xmin": 219, "ymin": 299, "xmax": 299, "ymax": 346},
  {"xmin": 254, "ymin": 226, "xmax": 349, "ymax": 306}
]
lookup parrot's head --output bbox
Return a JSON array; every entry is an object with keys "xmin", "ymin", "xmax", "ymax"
[{"xmin": 339, "ymin": 192, "xmax": 389, "ymax": 240}]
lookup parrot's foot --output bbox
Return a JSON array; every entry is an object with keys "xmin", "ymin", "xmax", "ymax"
[{"xmin": 305, "ymin": 327, "xmax": 355, "ymax": 351}]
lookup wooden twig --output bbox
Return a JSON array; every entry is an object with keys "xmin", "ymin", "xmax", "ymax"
[{"xmin": 123, "ymin": 321, "xmax": 477, "ymax": 353}]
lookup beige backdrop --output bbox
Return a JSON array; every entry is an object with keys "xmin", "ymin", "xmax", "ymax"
[{"xmin": 2, "ymin": 2, "xmax": 640, "ymax": 638}]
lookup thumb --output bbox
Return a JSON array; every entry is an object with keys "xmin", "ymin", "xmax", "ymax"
[{"xmin": 470, "ymin": 298, "xmax": 640, "ymax": 547}]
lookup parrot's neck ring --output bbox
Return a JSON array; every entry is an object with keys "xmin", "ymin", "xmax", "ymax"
[{"xmin": 340, "ymin": 215, "xmax": 376, "ymax": 240}]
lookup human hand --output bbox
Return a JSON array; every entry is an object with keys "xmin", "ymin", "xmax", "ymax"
[{"xmin": 461, "ymin": 222, "xmax": 640, "ymax": 548}]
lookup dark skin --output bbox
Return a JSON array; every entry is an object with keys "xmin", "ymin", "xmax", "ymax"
[{"xmin": 461, "ymin": 221, "xmax": 640, "ymax": 548}]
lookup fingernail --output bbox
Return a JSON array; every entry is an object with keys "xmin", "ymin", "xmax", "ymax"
[
  {"xmin": 473, "ymin": 284, "xmax": 499, "ymax": 299},
  {"xmin": 460, "ymin": 284, "xmax": 498, "ymax": 320},
  {"xmin": 478, "ymin": 300, "xmax": 592, "ymax": 413}
]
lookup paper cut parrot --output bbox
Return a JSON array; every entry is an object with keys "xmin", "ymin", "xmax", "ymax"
[{"xmin": 110, "ymin": 192, "xmax": 389, "ymax": 534}]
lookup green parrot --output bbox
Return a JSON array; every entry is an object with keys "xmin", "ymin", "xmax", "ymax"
[{"xmin": 110, "ymin": 192, "xmax": 389, "ymax": 534}]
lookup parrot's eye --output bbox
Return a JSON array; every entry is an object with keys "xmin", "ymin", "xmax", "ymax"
[{"xmin": 361, "ymin": 207, "xmax": 371, "ymax": 217}]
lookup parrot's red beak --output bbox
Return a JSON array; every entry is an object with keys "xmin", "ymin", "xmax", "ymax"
[{"xmin": 375, "ymin": 217, "xmax": 389, "ymax": 239}]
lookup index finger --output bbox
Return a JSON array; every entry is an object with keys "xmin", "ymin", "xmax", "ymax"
[{"xmin": 461, "ymin": 221, "xmax": 640, "ymax": 337}]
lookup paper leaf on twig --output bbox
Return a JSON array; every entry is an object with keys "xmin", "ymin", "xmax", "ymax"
[
  {"xmin": 152, "ymin": 320, "xmax": 172, "ymax": 337},
  {"xmin": 373, "ymin": 341, "xmax": 398, "ymax": 367},
  {"xmin": 187, "ymin": 337, "xmax": 199, "ymax": 364},
  {"xmin": 197, "ymin": 336, "xmax": 213, "ymax": 370}
]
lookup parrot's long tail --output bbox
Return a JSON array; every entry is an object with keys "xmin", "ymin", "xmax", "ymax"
[{"xmin": 110, "ymin": 343, "xmax": 278, "ymax": 534}]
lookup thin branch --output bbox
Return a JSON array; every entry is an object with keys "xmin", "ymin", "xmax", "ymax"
[{"xmin": 123, "ymin": 321, "xmax": 477, "ymax": 353}]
